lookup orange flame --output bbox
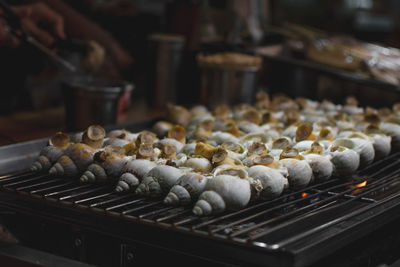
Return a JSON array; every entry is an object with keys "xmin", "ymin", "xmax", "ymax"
[
  {"xmin": 348, "ymin": 181, "xmax": 367, "ymax": 194},
  {"xmin": 301, "ymin": 192, "xmax": 308, "ymax": 198}
]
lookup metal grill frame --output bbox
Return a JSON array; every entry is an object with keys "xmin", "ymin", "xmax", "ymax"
[{"xmin": 1, "ymin": 120, "xmax": 400, "ymax": 266}]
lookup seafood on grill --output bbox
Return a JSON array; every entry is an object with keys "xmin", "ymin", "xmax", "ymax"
[
  {"xmin": 115, "ymin": 159, "xmax": 157, "ymax": 192},
  {"xmin": 247, "ymin": 165, "xmax": 288, "ymax": 200},
  {"xmin": 49, "ymin": 143, "xmax": 97, "ymax": 177},
  {"xmin": 80, "ymin": 146, "xmax": 129, "ymax": 183},
  {"xmin": 135, "ymin": 165, "xmax": 185, "ymax": 198},
  {"xmin": 31, "ymin": 132, "xmax": 70, "ymax": 172},
  {"xmin": 82, "ymin": 125, "xmax": 106, "ymax": 149},
  {"xmin": 36, "ymin": 96, "xmax": 400, "ymax": 216},
  {"xmin": 192, "ymin": 174, "xmax": 251, "ymax": 216},
  {"xmin": 279, "ymin": 147, "xmax": 313, "ymax": 189},
  {"xmin": 164, "ymin": 172, "xmax": 210, "ymax": 206}
]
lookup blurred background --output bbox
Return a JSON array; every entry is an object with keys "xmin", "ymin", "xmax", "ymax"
[{"xmin": 2, "ymin": 0, "xmax": 400, "ymax": 144}]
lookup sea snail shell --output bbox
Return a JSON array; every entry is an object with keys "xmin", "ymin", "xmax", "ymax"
[
  {"xmin": 184, "ymin": 157, "xmax": 212, "ymax": 173},
  {"xmin": 80, "ymin": 150, "xmax": 129, "ymax": 183},
  {"xmin": 379, "ymin": 119, "xmax": 400, "ymax": 150},
  {"xmin": 164, "ymin": 172, "xmax": 209, "ymax": 206},
  {"xmin": 49, "ymin": 143, "xmax": 97, "ymax": 177},
  {"xmin": 329, "ymin": 145, "xmax": 360, "ymax": 176},
  {"xmin": 135, "ymin": 165, "xmax": 184, "ymax": 198},
  {"xmin": 31, "ymin": 132, "xmax": 70, "ymax": 172},
  {"xmin": 115, "ymin": 159, "xmax": 157, "ymax": 192},
  {"xmin": 247, "ymin": 165, "xmax": 288, "ymax": 200},
  {"xmin": 193, "ymin": 175, "xmax": 251, "ymax": 216},
  {"xmin": 333, "ymin": 137, "xmax": 374, "ymax": 169},
  {"xmin": 82, "ymin": 125, "xmax": 106, "ymax": 149},
  {"xmin": 280, "ymin": 158, "xmax": 313, "ymax": 190}
]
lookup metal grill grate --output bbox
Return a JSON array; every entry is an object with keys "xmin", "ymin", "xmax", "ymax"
[{"xmin": 1, "ymin": 152, "xmax": 400, "ymax": 255}]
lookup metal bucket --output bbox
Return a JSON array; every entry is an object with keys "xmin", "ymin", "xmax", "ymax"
[
  {"xmin": 199, "ymin": 65, "xmax": 260, "ymax": 108},
  {"xmin": 147, "ymin": 34, "xmax": 185, "ymax": 108},
  {"xmin": 62, "ymin": 76, "xmax": 133, "ymax": 131}
]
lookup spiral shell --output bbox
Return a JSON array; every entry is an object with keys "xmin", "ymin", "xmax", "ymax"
[
  {"xmin": 31, "ymin": 132, "xmax": 71, "ymax": 172},
  {"xmin": 280, "ymin": 158, "xmax": 313, "ymax": 189},
  {"xmin": 248, "ymin": 165, "xmax": 288, "ymax": 200},
  {"xmin": 209, "ymin": 131, "xmax": 239, "ymax": 145},
  {"xmin": 212, "ymin": 164, "xmax": 248, "ymax": 179},
  {"xmin": 49, "ymin": 143, "xmax": 97, "ymax": 177},
  {"xmin": 302, "ymin": 154, "xmax": 333, "ymax": 182},
  {"xmin": 135, "ymin": 165, "xmax": 184, "ymax": 198},
  {"xmin": 164, "ymin": 172, "xmax": 209, "ymax": 206},
  {"xmin": 166, "ymin": 104, "xmax": 192, "ymax": 127},
  {"xmin": 193, "ymin": 175, "xmax": 251, "ymax": 216},
  {"xmin": 184, "ymin": 157, "xmax": 212, "ymax": 173},
  {"xmin": 107, "ymin": 129, "xmax": 137, "ymax": 141},
  {"xmin": 329, "ymin": 146, "xmax": 360, "ymax": 176},
  {"xmin": 104, "ymin": 138, "xmax": 130, "ymax": 147},
  {"xmin": 80, "ymin": 150, "xmax": 129, "ymax": 183},
  {"xmin": 152, "ymin": 121, "xmax": 173, "ymax": 137},
  {"xmin": 379, "ymin": 119, "xmax": 400, "ymax": 150},
  {"xmin": 156, "ymin": 138, "xmax": 184, "ymax": 153},
  {"xmin": 180, "ymin": 143, "xmax": 197, "ymax": 156},
  {"xmin": 31, "ymin": 146, "xmax": 65, "ymax": 172},
  {"xmin": 333, "ymin": 136, "xmax": 374, "ymax": 168},
  {"xmin": 82, "ymin": 125, "xmax": 106, "ymax": 149},
  {"xmin": 115, "ymin": 159, "xmax": 157, "ymax": 192}
]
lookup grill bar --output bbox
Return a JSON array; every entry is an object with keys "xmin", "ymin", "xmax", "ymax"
[
  {"xmin": 1, "ymin": 151, "xmax": 400, "ymax": 266},
  {"xmin": 245, "ymin": 169, "xmax": 400, "ymax": 242}
]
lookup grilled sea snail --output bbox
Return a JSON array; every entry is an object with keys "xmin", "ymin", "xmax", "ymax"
[
  {"xmin": 80, "ymin": 146, "xmax": 129, "ymax": 183},
  {"xmin": 49, "ymin": 143, "xmax": 97, "ymax": 177},
  {"xmin": 115, "ymin": 159, "xmax": 157, "ymax": 192},
  {"xmin": 193, "ymin": 175, "xmax": 251, "ymax": 216},
  {"xmin": 135, "ymin": 165, "xmax": 184, "ymax": 198},
  {"xmin": 31, "ymin": 132, "xmax": 70, "ymax": 172},
  {"xmin": 164, "ymin": 172, "xmax": 209, "ymax": 206}
]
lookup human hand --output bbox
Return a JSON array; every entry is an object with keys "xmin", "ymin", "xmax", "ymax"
[
  {"xmin": 15, "ymin": 2, "xmax": 66, "ymax": 46},
  {"xmin": 0, "ymin": 2, "xmax": 66, "ymax": 48}
]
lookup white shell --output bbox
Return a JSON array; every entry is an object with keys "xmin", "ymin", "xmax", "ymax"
[
  {"xmin": 303, "ymin": 154, "xmax": 333, "ymax": 182},
  {"xmin": 212, "ymin": 164, "xmax": 248, "ymax": 179},
  {"xmin": 280, "ymin": 158, "xmax": 313, "ymax": 189},
  {"xmin": 103, "ymin": 138, "xmax": 130, "ymax": 147},
  {"xmin": 380, "ymin": 122, "xmax": 400, "ymax": 150},
  {"xmin": 180, "ymin": 143, "xmax": 197, "ymax": 156},
  {"xmin": 369, "ymin": 134, "xmax": 391, "ymax": 161},
  {"xmin": 209, "ymin": 131, "xmax": 239, "ymax": 145},
  {"xmin": 157, "ymin": 138, "xmax": 184, "ymax": 153},
  {"xmin": 240, "ymin": 133, "xmax": 270, "ymax": 149},
  {"xmin": 193, "ymin": 175, "xmax": 251, "ymax": 216},
  {"xmin": 31, "ymin": 146, "xmax": 65, "ymax": 172},
  {"xmin": 49, "ymin": 144, "xmax": 96, "ymax": 177},
  {"xmin": 184, "ymin": 158, "xmax": 212, "ymax": 173},
  {"xmin": 329, "ymin": 147, "xmax": 360, "ymax": 176},
  {"xmin": 248, "ymin": 165, "xmax": 288, "ymax": 200},
  {"xmin": 115, "ymin": 159, "xmax": 157, "ymax": 192},
  {"xmin": 293, "ymin": 140, "xmax": 314, "ymax": 152},
  {"xmin": 237, "ymin": 121, "xmax": 263, "ymax": 134},
  {"xmin": 334, "ymin": 137, "xmax": 374, "ymax": 168},
  {"xmin": 135, "ymin": 165, "xmax": 184, "ymax": 197},
  {"xmin": 80, "ymin": 155, "xmax": 129, "ymax": 183},
  {"xmin": 164, "ymin": 172, "xmax": 209, "ymax": 206},
  {"xmin": 107, "ymin": 130, "xmax": 138, "ymax": 141}
]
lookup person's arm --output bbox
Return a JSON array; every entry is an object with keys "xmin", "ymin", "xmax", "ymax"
[
  {"xmin": 33, "ymin": 0, "xmax": 133, "ymax": 71},
  {"xmin": 0, "ymin": 2, "xmax": 65, "ymax": 47}
]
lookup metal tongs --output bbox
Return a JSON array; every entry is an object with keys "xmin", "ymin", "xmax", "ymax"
[{"xmin": 0, "ymin": 0, "xmax": 77, "ymax": 72}]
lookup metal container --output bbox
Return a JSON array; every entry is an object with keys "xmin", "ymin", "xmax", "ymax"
[
  {"xmin": 199, "ymin": 65, "xmax": 260, "ymax": 108},
  {"xmin": 62, "ymin": 76, "xmax": 133, "ymax": 131},
  {"xmin": 147, "ymin": 34, "xmax": 185, "ymax": 108}
]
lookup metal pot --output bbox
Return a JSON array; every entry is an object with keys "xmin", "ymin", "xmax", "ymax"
[
  {"xmin": 199, "ymin": 65, "xmax": 259, "ymax": 108},
  {"xmin": 62, "ymin": 76, "xmax": 133, "ymax": 131}
]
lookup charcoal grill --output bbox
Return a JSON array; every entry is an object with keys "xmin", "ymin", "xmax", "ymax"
[{"xmin": 1, "ymin": 120, "xmax": 400, "ymax": 266}]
